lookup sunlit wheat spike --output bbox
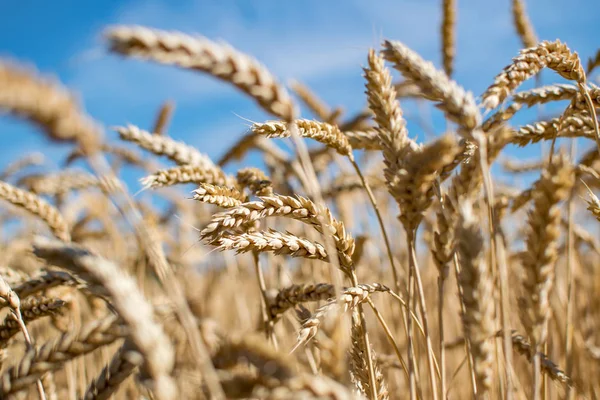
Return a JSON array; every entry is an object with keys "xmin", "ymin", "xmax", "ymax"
[
  {"xmin": 252, "ymin": 119, "xmax": 353, "ymax": 157},
  {"xmin": 115, "ymin": 124, "xmax": 212, "ymax": 166},
  {"xmin": 382, "ymin": 40, "xmax": 481, "ymax": 135},
  {"xmin": 105, "ymin": 25, "xmax": 296, "ymax": 121}
]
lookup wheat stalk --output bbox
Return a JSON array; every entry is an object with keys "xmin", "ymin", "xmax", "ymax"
[{"xmin": 152, "ymin": 100, "xmax": 174, "ymax": 136}]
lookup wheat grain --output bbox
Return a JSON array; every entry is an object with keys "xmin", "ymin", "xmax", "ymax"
[{"xmin": 192, "ymin": 183, "xmax": 246, "ymax": 208}]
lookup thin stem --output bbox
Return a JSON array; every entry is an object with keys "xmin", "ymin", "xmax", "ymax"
[
  {"xmin": 350, "ymin": 271, "xmax": 378, "ymax": 400},
  {"xmin": 453, "ymin": 253, "xmax": 478, "ymax": 397},
  {"xmin": 475, "ymin": 131, "xmax": 513, "ymax": 399},
  {"xmin": 350, "ymin": 158, "xmax": 403, "ymax": 292},
  {"xmin": 438, "ymin": 276, "xmax": 447, "ymax": 399},
  {"xmin": 367, "ymin": 297, "xmax": 425, "ymax": 399},
  {"xmin": 389, "ymin": 287, "xmax": 425, "ymax": 398},
  {"xmin": 366, "ymin": 298, "xmax": 410, "ymax": 383},
  {"xmin": 387, "ymin": 290, "xmax": 427, "ymax": 339},
  {"xmin": 533, "ymin": 351, "xmax": 541, "ymax": 400},
  {"xmin": 14, "ymin": 309, "xmax": 47, "ymax": 400},
  {"xmin": 408, "ymin": 233, "xmax": 440, "ymax": 400},
  {"xmin": 406, "ymin": 234, "xmax": 417, "ymax": 400},
  {"xmin": 252, "ymin": 251, "xmax": 278, "ymax": 350},
  {"xmin": 434, "ymin": 184, "xmax": 477, "ymax": 397},
  {"xmin": 565, "ymin": 143, "xmax": 576, "ymax": 400}
]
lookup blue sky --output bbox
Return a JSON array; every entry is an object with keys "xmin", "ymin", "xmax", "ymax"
[{"xmin": 1, "ymin": 0, "xmax": 599, "ymax": 183}]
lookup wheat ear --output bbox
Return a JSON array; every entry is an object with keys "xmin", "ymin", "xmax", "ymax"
[
  {"xmin": 115, "ymin": 124, "xmax": 211, "ymax": 166},
  {"xmin": 193, "ymin": 183, "xmax": 246, "ymax": 208},
  {"xmin": 481, "ymin": 40, "xmax": 585, "ymax": 109},
  {"xmin": 0, "ymin": 297, "xmax": 65, "ymax": 347},
  {"xmin": 105, "ymin": 25, "xmax": 296, "ymax": 121},
  {"xmin": 32, "ymin": 237, "xmax": 176, "ymax": 400},
  {"xmin": 0, "ymin": 316, "xmax": 127, "ymax": 398},
  {"xmin": 0, "ymin": 60, "xmax": 101, "ymax": 153},
  {"xmin": 382, "ymin": 40, "xmax": 481, "ymax": 135},
  {"xmin": 520, "ymin": 154, "xmax": 573, "ymax": 398},
  {"xmin": 441, "ymin": 0, "xmax": 456, "ymax": 77},
  {"xmin": 0, "ymin": 181, "xmax": 70, "ymax": 242},
  {"xmin": 252, "ymin": 119, "xmax": 352, "ymax": 157},
  {"xmin": 512, "ymin": 0, "xmax": 538, "ymax": 48},
  {"xmin": 456, "ymin": 201, "xmax": 495, "ymax": 396},
  {"xmin": 349, "ymin": 311, "xmax": 389, "ymax": 399},
  {"xmin": 151, "ymin": 100, "xmax": 174, "ymax": 136},
  {"xmin": 83, "ymin": 341, "xmax": 143, "ymax": 400},
  {"xmin": 141, "ymin": 164, "xmax": 232, "ymax": 190},
  {"xmin": 236, "ymin": 167, "xmax": 273, "ymax": 196}
]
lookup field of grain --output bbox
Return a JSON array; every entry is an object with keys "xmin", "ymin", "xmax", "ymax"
[{"xmin": 0, "ymin": 1, "xmax": 599, "ymax": 399}]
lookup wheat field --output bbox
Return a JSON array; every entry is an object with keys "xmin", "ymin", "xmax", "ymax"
[{"xmin": 0, "ymin": 1, "xmax": 599, "ymax": 399}]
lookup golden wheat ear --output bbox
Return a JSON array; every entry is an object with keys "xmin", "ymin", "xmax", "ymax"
[
  {"xmin": 105, "ymin": 25, "xmax": 297, "ymax": 121},
  {"xmin": 481, "ymin": 40, "xmax": 585, "ymax": 109}
]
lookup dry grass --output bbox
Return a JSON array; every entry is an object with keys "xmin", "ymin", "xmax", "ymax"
[{"xmin": 0, "ymin": 2, "xmax": 599, "ymax": 399}]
